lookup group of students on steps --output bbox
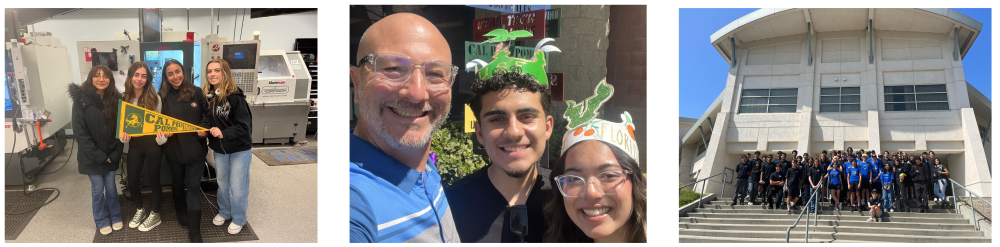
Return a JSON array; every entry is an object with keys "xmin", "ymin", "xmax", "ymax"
[{"xmin": 731, "ymin": 148, "xmax": 950, "ymax": 223}]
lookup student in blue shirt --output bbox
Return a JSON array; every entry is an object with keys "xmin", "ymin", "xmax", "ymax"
[
  {"xmin": 858, "ymin": 154, "xmax": 870, "ymax": 207},
  {"xmin": 846, "ymin": 157, "xmax": 861, "ymax": 212},
  {"xmin": 828, "ymin": 162, "xmax": 843, "ymax": 211},
  {"xmin": 880, "ymin": 163, "xmax": 895, "ymax": 212},
  {"xmin": 869, "ymin": 154, "xmax": 883, "ymax": 203}
]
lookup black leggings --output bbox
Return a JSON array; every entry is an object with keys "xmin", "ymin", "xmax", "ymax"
[
  {"xmin": 127, "ymin": 136, "xmax": 162, "ymax": 212},
  {"xmin": 169, "ymin": 160, "xmax": 203, "ymax": 214}
]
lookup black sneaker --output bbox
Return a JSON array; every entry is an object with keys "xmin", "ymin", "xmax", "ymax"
[
  {"xmin": 731, "ymin": 202, "xmax": 737, "ymax": 206},
  {"xmin": 851, "ymin": 206, "xmax": 857, "ymax": 212}
]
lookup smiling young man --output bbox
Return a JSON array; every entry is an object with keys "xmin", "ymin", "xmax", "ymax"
[
  {"xmin": 444, "ymin": 72, "xmax": 554, "ymax": 243},
  {"xmin": 349, "ymin": 13, "xmax": 460, "ymax": 243}
]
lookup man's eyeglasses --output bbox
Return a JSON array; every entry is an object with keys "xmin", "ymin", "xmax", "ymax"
[
  {"xmin": 554, "ymin": 170, "xmax": 632, "ymax": 197},
  {"xmin": 356, "ymin": 53, "xmax": 458, "ymax": 91}
]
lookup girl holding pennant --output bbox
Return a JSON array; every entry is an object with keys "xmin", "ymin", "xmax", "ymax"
[
  {"xmin": 68, "ymin": 65, "xmax": 125, "ymax": 235},
  {"xmin": 158, "ymin": 59, "xmax": 211, "ymax": 242},
  {"xmin": 203, "ymin": 59, "xmax": 254, "ymax": 234},
  {"xmin": 119, "ymin": 61, "xmax": 168, "ymax": 232}
]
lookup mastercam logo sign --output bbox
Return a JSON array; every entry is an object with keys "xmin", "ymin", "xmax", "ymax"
[
  {"xmin": 267, "ymin": 81, "xmax": 286, "ymax": 85},
  {"xmin": 263, "ymin": 86, "xmax": 288, "ymax": 94}
]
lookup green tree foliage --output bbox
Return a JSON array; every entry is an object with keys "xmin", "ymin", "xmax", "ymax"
[
  {"xmin": 432, "ymin": 121, "xmax": 491, "ymax": 187},
  {"xmin": 549, "ymin": 117, "xmax": 568, "ymax": 165}
]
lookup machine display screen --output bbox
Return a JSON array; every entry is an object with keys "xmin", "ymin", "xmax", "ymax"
[
  {"xmin": 4, "ymin": 48, "xmax": 17, "ymax": 117},
  {"xmin": 145, "ymin": 50, "xmax": 184, "ymax": 92},
  {"xmin": 4, "ymin": 78, "xmax": 11, "ymax": 111},
  {"xmin": 223, "ymin": 44, "xmax": 258, "ymax": 70},
  {"xmin": 259, "ymin": 55, "xmax": 292, "ymax": 78},
  {"xmin": 4, "ymin": 75, "xmax": 18, "ymax": 118},
  {"xmin": 93, "ymin": 52, "xmax": 119, "ymax": 71}
]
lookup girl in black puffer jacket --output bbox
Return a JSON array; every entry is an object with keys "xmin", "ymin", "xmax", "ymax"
[{"xmin": 68, "ymin": 65, "xmax": 124, "ymax": 236}]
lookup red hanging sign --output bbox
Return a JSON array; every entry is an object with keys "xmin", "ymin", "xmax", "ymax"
[{"xmin": 472, "ymin": 9, "xmax": 547, "ymax": 42}]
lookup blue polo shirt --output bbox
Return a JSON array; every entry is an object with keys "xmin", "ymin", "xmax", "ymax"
[
  {"xmin": 847, "ymin": 164, "xmax": 860, "ymax": 182},
  {"xmin": 350, "ymin": 132, "xmax": 461, "ymax": 243},
  {"xmin": 858, "ymin": 160, "xmax": 870, "ymax": 179}
]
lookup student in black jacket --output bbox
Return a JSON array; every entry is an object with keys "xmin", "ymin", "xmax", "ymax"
[
  {"xmin": 784, "ymin": 158, "xmax": 802, "ymax": 214},
  {"xmin": 158, "ymin": 59, "xmax": 211, "ymax": 242},
  {"xmin": 733, "ymin": 155, "xmax": 751, "ymax": 206},
  {"xmin": 759, "ymin": 155, "xmax": 775, "ymax": 207},
  {"xmin": 68, "ymin": 65, "xmax": 125, "ymax": 236},
  {"xmin": 748, "ymin": 160, "xmax": 762, "ymax": 205},
  {"xmin": 749, "ymin": 151, "xmax": 762, "ymax": 199},
  {"xmin": 767, "ymin": 165, "xmax": 785, "ymax": 210},
  {"xmin": 776, "ymin": 152, "xmax": 791, "ymax": 206},
  {"xmin": 911, "ymin": 158, "xmax": 932, "ymax": 213},
  {"xmin": 203, "ymin": 59, "xmax": 254, "ymax": 234},
  {"xmin": 893, "ymin": 154, "xmax": 911, "ymax": 212}
]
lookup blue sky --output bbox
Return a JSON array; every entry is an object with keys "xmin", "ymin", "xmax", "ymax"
[{"xmin": 679, "ymin": 8, "xmax": 992, "ymax": 119}]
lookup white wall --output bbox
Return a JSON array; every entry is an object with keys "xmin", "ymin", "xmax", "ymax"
[{"xmin": 31, "ymin": 8, "xmax": 317, "ymax": 84}]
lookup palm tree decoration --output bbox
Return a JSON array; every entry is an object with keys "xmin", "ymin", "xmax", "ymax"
[{"xmin": 482, "ymin": 29, "xmax": 535, "ymax": 44}]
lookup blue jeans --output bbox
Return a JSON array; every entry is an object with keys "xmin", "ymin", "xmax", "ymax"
[
  {"xmin": 215, "ymin": 149, "xmax": 253, "ymax": 226},
  {"xmin": 88, "ymin": 170, "xmax": 122, "ymax": 229},
  {"xmin": 934, "ymin": 179, "xmax": 947, "ymax": 201},
  {"xmin": 747, "ymin": 180, "xmax": 753, "ymax": 195},
  {"xmin": 807, "ymin": 187, "xmax": 818, "ymax": 211},
  {"xmin": 882, "ymin": 187, "xmax": 894, "ymax": 211}
]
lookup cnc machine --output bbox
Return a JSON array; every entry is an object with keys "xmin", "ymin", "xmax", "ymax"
[
  {"xmin": 201, "ymin": 35, "xmax": 309, "ymax": 144},
  {"xmin": 5, "ymin": 37, "xmax": 72, "ymax": 185}
]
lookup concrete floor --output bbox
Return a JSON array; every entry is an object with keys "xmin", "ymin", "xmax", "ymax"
[{"xmin": 5, "ymin": 139, "xmax": 318, "ymax": 243}]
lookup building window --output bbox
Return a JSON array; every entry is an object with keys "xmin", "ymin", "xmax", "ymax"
[
  {"xmin": 980, "ymin": 125, "xmax": 990, "ymax": 143},
  {"xmin": 884, "ymin": 84, "xmax": 949, "ymax": 111},
  {"xmin": 739, "ymin": 88, "xmax": 798, "ymax": 113},
  {"xmin": 696, "ymin": 142, "xmax": 707, "ymax": 156},
  {"xmin": 819, "ymin": 87, "xmax": 861, "ymax": 112}
]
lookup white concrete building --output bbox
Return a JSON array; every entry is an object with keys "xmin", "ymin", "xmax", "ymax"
[
  {"xmin": 677, "ymin": 117, "xmax": 698, "ymax": 183},
  {"xmin": 680, "ymin": 8, "xmax": 991, "ymax": 198}
]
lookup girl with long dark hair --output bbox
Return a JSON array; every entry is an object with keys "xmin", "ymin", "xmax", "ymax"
[
  {"xmin": 68, "ymin": 65, "xmax": 125, "ymax": 235},
  {"xmin": 119, "ymin": 61, "xmax": 168, "ymax": 232},
  {"xmin": 544, "ymin": 140, "xmax": 646, "ymax": 243},
  {"xmin": 158, "ymin": 59, "xmax": 211, "ymax": 242}
]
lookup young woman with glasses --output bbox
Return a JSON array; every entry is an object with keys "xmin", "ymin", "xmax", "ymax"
[{"xmin": 544, "ymin": 140, "xmax": 646, "ymax": 243}]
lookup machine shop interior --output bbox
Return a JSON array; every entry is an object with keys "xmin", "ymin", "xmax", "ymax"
[{"xmin": 3, "ymin": 7, "xmax": 319, "ymax": 244}]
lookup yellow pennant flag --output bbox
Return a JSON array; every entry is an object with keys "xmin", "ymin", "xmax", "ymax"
[
  {"xmin": 464, "ymin": 104, "xmax": 476, "ymax": 133},
  {"xmin": 116, "ymin": 100, "xmax": 208, "ymax": 139}
]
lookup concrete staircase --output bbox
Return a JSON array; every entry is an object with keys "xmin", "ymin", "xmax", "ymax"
[{"xmin": 679, "ymin": 198, "xmax": 990, "ymax": 243}]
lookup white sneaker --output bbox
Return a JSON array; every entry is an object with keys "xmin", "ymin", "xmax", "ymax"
[
  {"xmin": 748, "ymin": 202, "xmax": 754, "ymax": 205},
  {"xmin": 867, "ymin": 218, "xmax": 874, "ymax": 222},
  {"xmin": 100, "ymin": 226, "xmax": 112, "ymax": 235},
  {"xmin": 112, "ymin": 222, "xmax": 123, "ymax": 231},
  {"xmin": 890, "ymin": 209, "xmax": 894, "ymax": 212},
  {"xmin": 213, "ymin": 214, "xmax": 226, "ymax": 226},
  {"xmin": 228, "ymin": 222, "xmax": 243, "ymax": 235}
]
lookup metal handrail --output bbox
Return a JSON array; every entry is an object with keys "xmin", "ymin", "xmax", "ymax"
[
  {"xmin": 947, "ymin": 178, "xmax": 992, "ymax": 231},
  {"xmin": 680, "ymin": 168, "xmax": 733, "ymax": 209},
  {"xmin": 786, "ymin": 176, "xmax": 827, "ymax": 243}
]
